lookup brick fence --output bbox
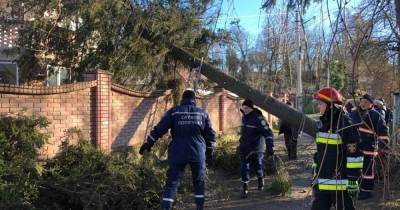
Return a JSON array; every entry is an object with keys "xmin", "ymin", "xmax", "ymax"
[{"xmin": 0, "ymin": 70, "xmax": 281, "ymax": 159}]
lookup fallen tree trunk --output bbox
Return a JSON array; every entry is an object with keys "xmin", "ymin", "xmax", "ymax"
[
  {"xmin": 134, "ymin": 25, "xmax": 318, "ymax": 137},
  {"xmin": 169, "ymin": 46, "xmax": 319, "ymax": 137}
]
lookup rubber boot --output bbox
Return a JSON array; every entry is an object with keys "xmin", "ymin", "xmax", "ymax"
[
  {"xmin": 258, "ymin": 177, "xmax": 264, "ymax": 191},
  {"xmin": 241, "ymin": 183, "xmax": 249, "ymax": 198}
]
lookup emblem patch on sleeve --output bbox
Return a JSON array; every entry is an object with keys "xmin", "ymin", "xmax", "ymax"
[{"xmin": 347, "ymin": 143, "xmax": 357, "ymax": 153}]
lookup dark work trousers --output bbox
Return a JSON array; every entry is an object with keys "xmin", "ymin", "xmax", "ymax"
[
  {"xmin": 311, "ymin": 189, "xmax": 355, "ymax": 210},
  {"xmin": 161, "ymin": 161, "xmax": 205, "ymax": 210},
  {"xmin": 360, "ymin": 154, "xmax": 375, "ymax": 194},
  {"xmin": 284, "ymin": 134, "xmax": 298, "ymax": 160},
  {"xmin": 240, "ymin": 152, "xmax": 264, "ymax": 184}
]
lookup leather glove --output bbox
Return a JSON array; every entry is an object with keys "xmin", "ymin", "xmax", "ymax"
[
  {"xmin": 206, "ymin": 147, "xmax": 214, "ymax": 166},
  {"xmin": 347, "ymin": 180, "xmax": 359, "ymax": 197},
  {"xmin": 139, "ymin": 140, "xmax": 154, "ymax": 155}
]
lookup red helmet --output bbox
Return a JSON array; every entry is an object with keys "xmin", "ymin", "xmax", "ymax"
[{"xmin": 313, "ymin": 87, "xmax": 343, "ymax": 104}]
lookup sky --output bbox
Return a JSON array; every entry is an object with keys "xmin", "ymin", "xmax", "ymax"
[
  {"xmin": 217, "ymin": 0, "xmax": 265, "ymax": 36},
  {"xmin": 216, "ymin": 0, "xmax": 363, "ymax": 43}
]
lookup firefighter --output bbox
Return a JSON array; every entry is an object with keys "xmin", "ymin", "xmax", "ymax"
[
  {"xmin": 139, "ymin": 90, "xmax": 216, "ymax": 210},
  {"xmin": 279, "ymin": 101, "xmax": 299, "ymax": 160},
  {"xmin": 380, "ymin": 98, "xmax": 393, "ymax": 132},
  {"xmin": 373, "ymin": 99, "xmax": 386, "ymax": 119},
  {"xmin": 344, "ymin": 100, "xmax": 356, "ymax": 115},
  {"xmin": 239, "ymin": 99, "xmax": 274, "ymax": 198},
  {"xmin": 311, "ymin": 87, "xmax": 362, "ymax": 210},
  {"xmin": 350, "ymin": 94, "xmax": 389, "ymax": 200}
]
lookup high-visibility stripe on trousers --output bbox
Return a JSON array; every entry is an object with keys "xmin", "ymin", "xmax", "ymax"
[
  {"xmin": 316, "ymin": 132, "xmax": 342, "ymax": 145},
  {"xmin": 317, "ymin": 179, "xmax": 348, "ymax": 191}
]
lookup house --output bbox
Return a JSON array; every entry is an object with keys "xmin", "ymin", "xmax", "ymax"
[
  {"xmin": 0, "ymin": 0, "xmax": 21, "ymax": 84},
  {"xmin": 0, "ymin": 0, "xmax": 70, "ymax": 86}
]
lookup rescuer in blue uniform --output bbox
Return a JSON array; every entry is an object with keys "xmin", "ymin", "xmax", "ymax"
[
  {"xmin": 311, "ymin": 87, "xmax": 362, "ymax": 210},
  {"xmin": 139, "ymin": 90, "xmax": 216, "ymax": 210},
  {"xmin": 238, "ymin": 99, "xmax": 274, "ymax": 198},
  {"xmin": 350, "ymin": 94, "xmax": 389, "ymax": 200}
]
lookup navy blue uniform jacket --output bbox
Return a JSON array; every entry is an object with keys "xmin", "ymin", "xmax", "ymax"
[
  {"xmin": 239, "ymin": 108, "xmax": 273, "ymax": 154},
  {"xmin": 147, "ymin": 98, "xmax": 216, "ymax": 164},
  {"xmin": 350, "ymin": 108, "xmax": 389, "ymax": 151}
]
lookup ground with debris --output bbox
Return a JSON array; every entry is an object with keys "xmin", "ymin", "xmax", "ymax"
[{"xmin": 181, "ymin": 134, "xmax": 400, "ymax": 210}]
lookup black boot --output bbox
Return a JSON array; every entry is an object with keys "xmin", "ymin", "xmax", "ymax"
[
  {"xmin": 258, "ymin": 177, "xmax": 264, "ymax": 191},
  {"xmin": 241, "ymin": 183, "xmax": 249, "ymax": 198},
  {"xmin": 196, "ymin": 203, "xmax": 204, "ymax": 210}
]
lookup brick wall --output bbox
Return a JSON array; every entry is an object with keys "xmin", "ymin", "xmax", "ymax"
[
  {"xmin": 224, "ymin": 94, "xmax": 242, "ymax": 132},
  {"xmin": 0, "ymin": 81, "xmax": 96, "ymax": 159},
  {"xmin": 197, "ymin": 91, "xmax": 221, "ymax": 132},
  {"xmin": 0, "ymin": 69, "xmax": 280, "ymax": 158},
  {"xmin": 110, "ymin": 86, "xmax": 173, "ymax": 150}
]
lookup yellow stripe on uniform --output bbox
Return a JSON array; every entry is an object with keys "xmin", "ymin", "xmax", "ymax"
[
  {"xmin": 346, "ymin": 156, "xmax": 364, "ymax": 169},
  {"xmin": 318, "ymin": 179, "xmax": 348, "ymax": 191},
  {"xmin": 316, "ymin": 132, "xmax": 342, "ymax": 145}
]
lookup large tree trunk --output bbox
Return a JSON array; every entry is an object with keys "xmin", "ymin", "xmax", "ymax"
[
  {"xmin": 169, "ymin": 46, "xmax": 319, "ymax": 137},
  {"xmin": 136, "ymin": 26, "xmax": 319, "ymax": 137}
]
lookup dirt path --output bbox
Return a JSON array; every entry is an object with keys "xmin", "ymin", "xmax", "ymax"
[
  {"xmin": 182, "ymin": 134, "xmax": 399, "ymax": 210},
  {"xmin": 202, "ymin": 134, "xmax": 316, "ymax": 210}
]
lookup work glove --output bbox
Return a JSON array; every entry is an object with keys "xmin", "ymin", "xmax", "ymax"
[
  {"xmin": 139, "ymin": 140, "xmax": 154, "ymax": 155},
  {"xmin": 311, "ymin": 161, "xmax": 317, "ymax": 178},
  {"xmin": 347, "ymin": 180, "xmax": 359, "ymax": 197},
  {"xmin": 206, "ymin": 147, "xmax": 214, "ymax": 167}
]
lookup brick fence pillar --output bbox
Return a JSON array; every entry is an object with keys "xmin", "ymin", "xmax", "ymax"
[
  {"xmin": 85, "ymin": 69, "xmax": 111, "ymax": 153},
  {"xmin": 214, "ymin": 86, "xmax": 225, "ymax": 132}
]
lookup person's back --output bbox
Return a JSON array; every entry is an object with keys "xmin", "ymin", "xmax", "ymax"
[
  {"xmin": 139, "ymin": 90, "xmax": 216, "ymax": 210},
  {"xmin": 166, "ymin": 98, "xmax": 215, "ymax": 163}
]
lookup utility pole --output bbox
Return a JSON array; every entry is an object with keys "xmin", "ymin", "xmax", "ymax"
[
  {"xmin": 296, "ymin": 8, "xmax": 303, "ymax": 112},
  {"xmin": 316, "ymin": 1, "xmax": 324, "ymax": 90},
  {"xmin": 396, "ymin": 0, "xmax": 400, "ymax": 90}
]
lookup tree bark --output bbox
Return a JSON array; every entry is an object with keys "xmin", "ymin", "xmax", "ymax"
[
  {"xmin": 137, "ymin": 27, "xmax": 319, "ymax": 137},
  {"xmin": 169, "ymin": 46, "xmax": 319, "ymax": 137}
]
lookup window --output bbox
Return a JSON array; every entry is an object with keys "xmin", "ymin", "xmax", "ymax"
[
  {"xmin": 0, "ymin": 61, "xmax": 19, "ymax": 84},
  {"xmin": 46, "ymin": 65, "xmax": 71, "ymax": 86}
]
